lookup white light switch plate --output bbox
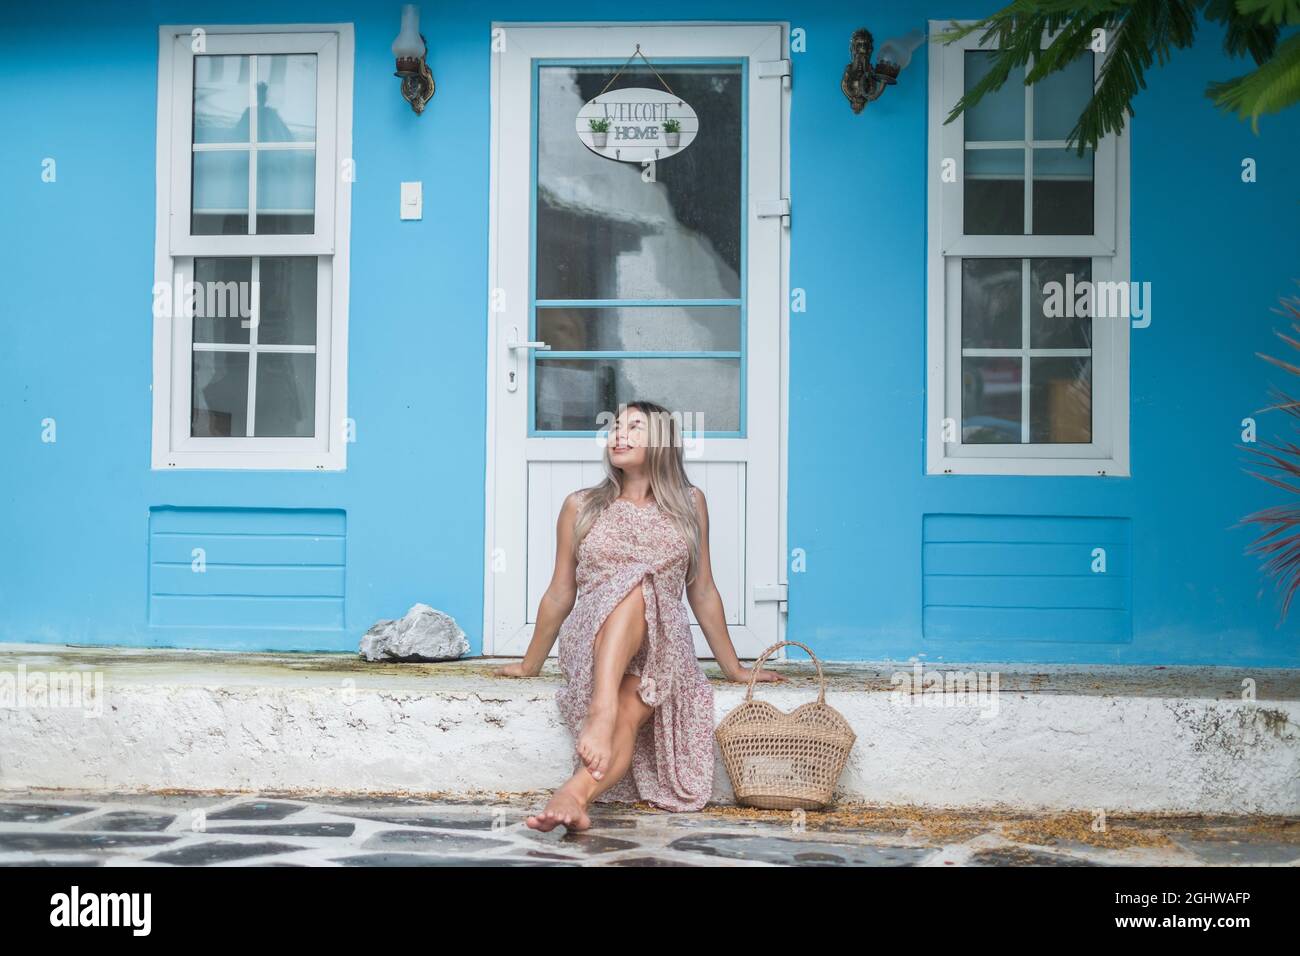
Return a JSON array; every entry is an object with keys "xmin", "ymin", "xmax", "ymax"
[{"xmin": 400, "ymin": 181, "xmax": 422, "ymax": 220}]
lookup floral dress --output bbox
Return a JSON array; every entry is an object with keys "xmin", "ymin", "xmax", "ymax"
[{"xmin": 555, "ymin": 486, "xmax": 716, "ymax": 811}]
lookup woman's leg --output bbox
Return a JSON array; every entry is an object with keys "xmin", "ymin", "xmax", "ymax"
[
  {"xmin": 575, "ymin": 582, "xmax": 648, "ymax": 780},
  {"xmin": 527, "ymin": 674, "xmax": 654, "ymax": 832}
]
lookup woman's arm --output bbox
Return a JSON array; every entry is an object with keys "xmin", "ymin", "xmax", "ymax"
[
  {"xmin": 493, "ymin": 492, "xmax": 581, "ymax": 677},
  {"xmin": 685, "ymin": 488, "xmax": 784, "ymax": 685}
]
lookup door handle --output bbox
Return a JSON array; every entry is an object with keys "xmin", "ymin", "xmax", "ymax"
[{"xmin": 505, "ymin": 326, "xmax": 549, "ymax": 393}]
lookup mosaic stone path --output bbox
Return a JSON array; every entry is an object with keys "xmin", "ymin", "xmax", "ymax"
[{"xmin": 0, "ymin": 791, "xmax": 1295, "ymax": 867}]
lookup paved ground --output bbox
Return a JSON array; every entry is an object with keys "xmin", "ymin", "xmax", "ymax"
[{"xmin": 0, "ymin": 791, "xmax": 1295, "ymax": 866}]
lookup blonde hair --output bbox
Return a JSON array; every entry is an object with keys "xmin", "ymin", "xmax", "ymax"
[{"xmin": 573, "ymin": 400, "xmax": 702, "ymax": 582}]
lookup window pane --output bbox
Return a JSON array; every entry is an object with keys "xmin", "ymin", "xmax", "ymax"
[
  {"xmin": 194, "ymin": 55, "xmax": 250, "ymax": 144},
  {"xmin": 535, "ymin": 64, "xmax": 742, "ymax": 300},
  {"xmin": 192, "ymin": 351, "xmax": 249, "ymax": 437},
  {"xmin": 962, "ymin": 357, "xmax": 1021, "ymax": 443},
  {"xmin": 258, "ymin": 257, "xmax": 317, "ymax": 345},
  {"xmin": 1032, "ymin": 53, "xmax": 1093, "ymax": 142},
  {"xmin": 193, "ymin": 258, "xmax": 253, "ymax": 344},
  {"xmin": 1032, "ymin": 148, "xmax": 1093, "ymax": 234},
  {"xmin": 964, "ymin": 148, "xmax": 1023, "ymax": 234},
  {"xmin": 254, "ymin": 353, "xmax": 316, "ymax": 437},
  {"xmin": 961, "ymin": 258, "xmax": 1021, "ymax": 348},
  {"xmin": 256, "ymin": 149, "xmax": 315, "ymax": 234},
  {"xmin": 1030, "ymin": 356, "xmax": 1091, "ymax": 442},
  {"xmin": 963, "ymin": 52, "xmax": 1024, "ymax": 141},
  {"xmin": 192, "ymin": 150, "xmax": 249, "ymax": 234},
  {"xmin": 535, "ymin": 358, "xmax": 739, "ymax": 431},
  {"xmin": 256, "ymin": 54, "xmax": 317, "ymax": 143},
  {"xmin": 536, "ymin": 306, "xmax": 740, "ymax": 352},
  {"xmin": 1030, "ymin": 258, "xmax": 1092, "ymax": 348}
]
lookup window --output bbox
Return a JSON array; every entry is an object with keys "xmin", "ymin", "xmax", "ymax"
[
  {"xmin": 152, "ymin": 25, "xmax": 353, "ymax": 469},
  {"xmin": 927, "ymin": 23, "xmax": 1129, "ymax": 476}
]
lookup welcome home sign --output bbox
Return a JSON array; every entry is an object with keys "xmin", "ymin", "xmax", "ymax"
[{"xmin": 575, "ymin": 87, "xmax": 699, "ymax": 163}]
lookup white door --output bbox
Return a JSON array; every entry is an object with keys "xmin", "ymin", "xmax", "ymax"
[{"xmin": 485, "ymin": 23, "xmax": 788, "ymax": 658}]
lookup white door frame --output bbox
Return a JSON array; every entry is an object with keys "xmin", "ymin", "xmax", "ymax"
[{"xmin": 483, "ymin": 21, "xmax": 791, "ymax": 657}]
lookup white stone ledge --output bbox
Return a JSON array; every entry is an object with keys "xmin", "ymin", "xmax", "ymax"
[{"xmin": 0, "ymin": 645, "xmax": 1296, "ymax": 815}]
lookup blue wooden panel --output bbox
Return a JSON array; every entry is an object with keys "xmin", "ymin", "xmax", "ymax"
[
  {"xmin": 923, "ymin": 514, "xmax": 1130, "ymax": 544},
  {"xmin": 924, "ymin": 607, "xmax": 1132, "ymax": 644},
  {"xmin": 150, "ymin": 565, "xmax": 345, "ymax": 598},
  {"xmin": 150, "ymin": 596, "xmax": 345, "ymax": 630},
  {"xmin": 148, "ymin": 508, "xmax": 346, "ymax": 631},
  {"xmin": 150, "ymin": 534, "xmax": 347, "ymax": 566},
  {"xmin": 923, "ymin": 514, "xmax": 1132, "ymax": 644},
  {"xmin": 924, "ymin": 542, "xmax": 1130, "ymax": 577},
  {"xmin": 925, "ymin": 575, "xmax": 1129, "ymax": 610},
  {"xmin": 151, "ymin": 508, "xmax": 345, "ymax": 536}
]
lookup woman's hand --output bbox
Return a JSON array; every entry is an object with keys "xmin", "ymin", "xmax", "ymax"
[
  {"xmin": 493, "ymin": 661, "xmax": 541, "ymax": 678},
  {"xmin": 725, "ymin": 665, "xmax": 786, "ymax": 684}
]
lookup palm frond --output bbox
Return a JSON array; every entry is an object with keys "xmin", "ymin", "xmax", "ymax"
[
  {"xmin": 1231, "ymin": 0, "xmax": 1300, "ymax": 27},
  {"xmin": 1202, "ymin": 0, "xmax": 1281, "ymax": 63},
  {"xmin": 1067, "ymin": 0, "xmax": 1202, "ymax": 151},
  {"xmin": 1242, "ymin": 286, "xmax": 1300, "ymax": 620},
  {"xmin": 1207, "ymin": 31, "xmax": 1300, "ymax": 132},
  {"xmin": 938, "ymin": 0, "xmax": 1203, "ymax": 153}
]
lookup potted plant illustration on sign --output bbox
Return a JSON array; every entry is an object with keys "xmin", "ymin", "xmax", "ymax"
[
  {"xmin": 662, "ymin": 117, "xmax": 681, "ymax": 147},
  {"xmin": 588, "ymin": 117, "xmax": 610, "ymax": 148}
]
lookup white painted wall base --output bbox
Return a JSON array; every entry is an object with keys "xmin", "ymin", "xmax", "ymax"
[{"xmin": 1, "ymin": 646, "xmax": 1296, "ymax": 815}]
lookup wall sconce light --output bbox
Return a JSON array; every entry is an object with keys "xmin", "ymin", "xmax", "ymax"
[
  {"xmin": 841, "ymin": 28, "xmax": 925, "ymax": 113},
  {"xmin": 393, "ymin": 4, "xmax": 435, "ymax": 114}
]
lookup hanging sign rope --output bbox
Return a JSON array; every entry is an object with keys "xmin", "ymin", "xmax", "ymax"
[{"xmin": 575, "ymin": 44, "xmax": 699, "ymax": 163}]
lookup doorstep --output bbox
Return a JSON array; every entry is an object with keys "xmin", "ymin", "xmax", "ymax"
[{"xmin": 0, "ymin": 644, "xmax": 1296, "ymax": 815}]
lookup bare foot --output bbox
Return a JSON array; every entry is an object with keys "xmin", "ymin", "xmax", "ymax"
[
  {"xmin": 525, "ymin": 785, "xmax": 591, "ymax": 832},
  {"xmin": 575, "ymin": 702, "xmax": 617, "ymax": 780}
]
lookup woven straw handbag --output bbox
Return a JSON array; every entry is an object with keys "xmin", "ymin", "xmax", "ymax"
[{"xmin": 715, "ymin": 641, "xmax": 856, "ymax": 811}]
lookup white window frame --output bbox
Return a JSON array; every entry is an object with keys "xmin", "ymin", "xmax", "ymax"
[
  {"xmin": 152, "ymin": 23, "xmax": 353, "ymax": 470},
  {"xmin": 926, "ymin": 21, "xmax": 1130, "ymax": 477}
]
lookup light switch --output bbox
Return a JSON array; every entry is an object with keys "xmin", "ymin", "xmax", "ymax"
[{"xmin": 400, "ymin": 181, "xmax": 422, "ymax": 220}]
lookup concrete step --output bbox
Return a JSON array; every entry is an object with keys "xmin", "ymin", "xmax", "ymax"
[{"xmin": 1, "ymin": 644, "xmax": 1297, "ymax": 815}]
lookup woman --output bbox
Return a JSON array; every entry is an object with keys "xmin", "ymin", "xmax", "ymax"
[{"xmin": 494, "ymin": 400, "xmax": 783, "ymax": 831}]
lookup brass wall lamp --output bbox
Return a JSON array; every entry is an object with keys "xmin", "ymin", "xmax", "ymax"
[
  {"xmin": 841, "ymin": 28, "xmax": 925, "ymax": 113},
  {"xmin": 392, "ymin": 3, "xmax": 435, "ymax": 114}
]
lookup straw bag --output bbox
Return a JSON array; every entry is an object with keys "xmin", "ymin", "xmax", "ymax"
[{"xmin": 715, "ymin": 641, "xmax": 856, "ymax": 811}]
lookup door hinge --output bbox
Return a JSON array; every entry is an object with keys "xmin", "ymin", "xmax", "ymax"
[
  {"xmin": 757, "ymin": 59, "xmax": 792, "ymax": 90},
  {"xmin": 754, "ymin": 583, "xmax": 789, "ymax": 614},
  {"xmin": 755, "ymin": 199, "xmax": 790, "ymax": 229}
]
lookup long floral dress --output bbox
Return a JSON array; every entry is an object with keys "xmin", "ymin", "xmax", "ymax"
[{"xmin": 555, "ymin": 486, "xmax": 716, "ymax": 811}]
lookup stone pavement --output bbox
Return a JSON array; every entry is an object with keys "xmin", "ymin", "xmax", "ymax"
[{"xmin": 0, "ymin": 791, "xmax": 1296, "ymax": 866}]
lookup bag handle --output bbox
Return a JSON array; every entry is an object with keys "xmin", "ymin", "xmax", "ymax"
[{"xmin": 745, "ymin": 640, "xmax": 826, "ymax": 705}]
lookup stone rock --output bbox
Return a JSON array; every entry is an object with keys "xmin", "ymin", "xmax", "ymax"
[{"xmin": 359, "ymin": 604, "xmax": 469, "ymax": 662}]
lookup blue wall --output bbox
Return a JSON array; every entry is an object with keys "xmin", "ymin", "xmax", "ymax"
[{"xmin": 1, "ymin": 1, "xmax": 1297, "ymax": 664}]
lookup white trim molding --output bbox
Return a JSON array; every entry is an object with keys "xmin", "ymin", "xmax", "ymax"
[
  {"xmin": 151, "ymin": 23, "xmax": 353, "ymax": 470},
  {"xmin": 926, "ymin": 20, "xmax": 1131, "ymax": 477}
]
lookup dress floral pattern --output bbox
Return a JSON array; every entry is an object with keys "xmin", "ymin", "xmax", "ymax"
[{"xmin": 555, "ymin": 486, "xmax": 716, "ymax": 811}]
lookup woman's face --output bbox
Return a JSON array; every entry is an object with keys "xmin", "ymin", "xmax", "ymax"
[{"xmin": 608, "ymin": 407, "xmax": 650, "ymax": 470}]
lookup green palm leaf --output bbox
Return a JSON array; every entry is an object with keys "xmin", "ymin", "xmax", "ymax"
[{"xmin": 1208, "ymin": 31, "xmax": 1300, "ymax": 131}]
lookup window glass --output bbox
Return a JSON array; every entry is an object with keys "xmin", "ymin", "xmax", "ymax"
[
  {"xmin": 960, "ymin": 258, "xmax": 1095, "ymax": 444},
  {"xmin": 191, "ymin": 53, "xmax": 317, "ymax": 236},
  {"xmin": 1032, "ymin": 54, "xmax": 1093, "ymax": 141},
  {"xmin": 963, "ymin": 52, "xmax": 1024, "ymax": 141},
  {"xmin": 536, "ymin": 358, "xmax": 740, "ymax": 432},
  {"xmin": 188, "ymin": 256, "xmax": 318, "ymax": 438}
]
